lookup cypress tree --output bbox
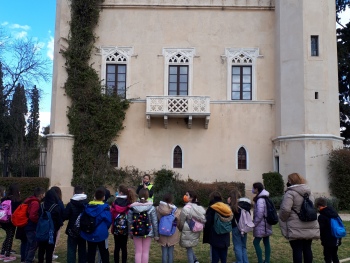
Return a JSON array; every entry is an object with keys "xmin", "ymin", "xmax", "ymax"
[{"xmin": 27, "ymin": 86, "xmax": 40, "ymax": 148}]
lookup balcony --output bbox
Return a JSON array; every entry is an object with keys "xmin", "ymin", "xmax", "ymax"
[{"xmin": 146, "ymin": 95, "xmax": 211, "ymax": 129}]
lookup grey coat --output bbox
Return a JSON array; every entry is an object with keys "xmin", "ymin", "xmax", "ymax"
[
  {"xmin": 128, "ymin": 201, "xmax": 159, "ymax": 238},
  {"xmin": 253, "ymin": 189, "xmax": 273, "ymax": 238}
]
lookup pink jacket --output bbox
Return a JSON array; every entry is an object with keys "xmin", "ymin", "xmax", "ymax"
[
  {"xmin": 110, "ymin": 202, "xmax": 130, "ymax": 234},
  {"xmin": 253, "ymin": 189, "xmax": 273, "ymax": 238}
]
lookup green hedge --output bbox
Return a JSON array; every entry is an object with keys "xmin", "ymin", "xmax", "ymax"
[
  {"xmin": 263, "ymin": 172, "xmax": 284, "ymax": 197},
  {"xmin": 0, "ymin": 178, "xmax": 50, "ymax": 202}
]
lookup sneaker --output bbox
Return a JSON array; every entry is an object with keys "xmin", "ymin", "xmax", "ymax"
[
  {"xmin": 52, "ymin": 255, "xmax": 58, "ymax": 260},
  {"xmin": 0, "ymin": 255, "xmax": 5, "ymax": 261},
  {"xmin": 9, "ymin": 251, "xmax": 15, "ymax": 255},
  {"xmin": 4, "ymin": 257, "xmax": 16, "ymax": 262}
]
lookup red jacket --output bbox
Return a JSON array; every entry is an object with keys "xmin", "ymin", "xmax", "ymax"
[{"xmin": 24, "ymin": 196, "xmax": 41, "ymax": 231}]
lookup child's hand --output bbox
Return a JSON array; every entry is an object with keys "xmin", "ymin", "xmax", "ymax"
[{"xmin": 154, "ymin": 237, "xmax": 159, "ymax": 241}]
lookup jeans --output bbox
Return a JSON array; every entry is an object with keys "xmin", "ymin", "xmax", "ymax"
[
  {"xmin": 114, "ymin": 235, "xmax": 127, "ymax": 263},
  {"xmin": 87, "ymin": 241, "xmax": 109, "ymax": 263},
  {"xmin": 25, "ymin": 230, "xmax": 37, "ymax": 263},
  {"xmin": 253, "ymin": 237, "xmax": 271, "ymax": 263},
  {"xmin": 323, "ymin": 246, "xmax": 339, "ymax": 263},
  {"xmin": 21, "ymin": 241, "xmax": 27, "ymax": 261},
  {"xmin": 289, "ymin": 239, "xmax": 313, "ymax": 263},
  {"xmin": 232, "ymin": 227, "xmax": 249, "ymax": 263},
  {"xmin": 67, "ymin": 236, "xmax": 87, "ymax": 263},
  {"xmin": 38, "ymin": 232, "xmax": 57, "ymax": 263},
  {"xmin": 161, "ymin": 245, "xmax": 174, "ymax": 263},
  {"xmin": 211, "ymin": 246, "xmax": 228, "ymax": 263},
  {"xmin": 186, "ymin": 248, "xmax": 198, "ymax": 263}
]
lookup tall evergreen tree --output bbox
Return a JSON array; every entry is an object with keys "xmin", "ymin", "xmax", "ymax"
[{"xmin": 26, "ymin": 85, "xmax": 40, "ymax": 148}]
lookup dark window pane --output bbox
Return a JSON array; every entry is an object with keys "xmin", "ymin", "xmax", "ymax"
[
  {"xmin": 170, "ymin": 67, "xmax": 177, "ymax": 74},
  {"xmin": 238, "ymin": 147, "xmax": 247, "ymax": 169},
  {"xmin": 118, "ymin": 65, "xmax": 126, "ymax": 73},
  {"xmin": 168, "ymin": 66, "xmax": 188, "ymax": 95},
  {"xmin": 107, "ymin": 65, "xmax": 115, "ymax": 73},
  {"xmin": 110, "ymin": 145, "xmax": 118, "ymax": 167},
  {"xmin": 311, "ymin": 36, "xmax": 319, "ymax": 56},
  {"xmin": 118, "ymin": 74, "xmax": 126, "ymax": 81},
  {"xmin": 232, "ymin": 66, "xmax": 252, "ymax": 101},
  {"xmin": 169, "ymin": 75, "xmax": 177, "ymax": 82},
  {"xmin": 232, "ymin": 92, "xmax": 240, "ymax": 100},
  {"xmin": 173, "ymin": 146, "xmax": 182, "ymax": 168},
  {"xmin": 180, "ymin": 67, "xmax": 188, "ymax": 74}
]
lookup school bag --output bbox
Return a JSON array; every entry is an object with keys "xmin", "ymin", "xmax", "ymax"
[
  {"xmin": 113, "ymin": 212, "xmax": 128, "ymax": 236},
  {"xmin": 235, "ymin": 206, "xmax": 255, "ymax": 235},
  {"xmin": 185, "ymin": 205, "xmax": 204, "ymax": 233},
  {"xmin": 67, "ymin": 214, "xmax": 82, "ymax": 239},
  {"xmin": 36, "ymin": 204, "xmax": 57, "ymax": 244},
  {"xmin": 0, "ymin": 200, "xmax": 12, "ymax": 223},
  {"xmin": 262, "ymin": 197, "xmax": 279, "ymax": 225},
  {"xmin": 331, "ymin": 217, "xmax": 347, "ymax": 238},
  {"xmin": 12, "ymin": 204, "xmax": 29, "ymax": 227},
  {"xmin": 130, "ymin": 210, "xmax": 151, "ymax": 237},
  {"xmin": 213, "ymin": 212, "xmax": 232, "ymax": 235},
  {"xmin": 159, "ymin": 208, "xmax": 177, "ymax": 236},
  {"xmin": 291, "ymin": 193, "xmax": 317, "ymax": 222}
]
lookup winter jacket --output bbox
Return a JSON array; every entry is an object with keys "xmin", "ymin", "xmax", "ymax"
[
  {"xmin": 253, "ymin": 190, "xmax": 273, "ymax": 238},
  {"xmin": 128, "ymin": 201, "xmax": 159, "ymax": 238},
  {"xmin": 1, "ymin": 195, "xmax": 21, "ymax": 228},
  {"xmin": 80, "ymin": 201, "xmax": 112, "ymax": 242},
  {"xmin": 232, "ymin": 198, "xmax": 252, "ymax": 228},
  {"xmin": 111, "ymin": 196, "xmax": 130, "ymax": 234},
  {"xmin": 24, "ymin": 196, "xmax": 41, "ymax": 232},
  {"xmin": 38, "ymin": 189, "xmax": 63, "ymax": 232},
  {"xmin": 203, "ymin": 199, "xmax": 232, "ymax": 248},
  {"xmin": 178, "ymin": 202, "xmax": 206, "ymax": 248},
  {"xmin": 62, "ymin": 194, "xmax": 89, "ymax": 235},
  {"xmin": 318, "ymin": 206, "xmax": 342, "ymax": 247},
  {"xmin": 136, "ymin": 184, "xmax": 154, "ymax": 202},
  {"xmin": 156, "ymin": 201, "xmax": 181, "ymax": 247},
  {"xmin": 279, "ymin": 184, "xmax": 320, "ymax": 241}
]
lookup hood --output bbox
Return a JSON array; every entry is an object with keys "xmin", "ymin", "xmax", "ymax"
[
  {"xmin": 24, "ymin": 196, "xmax": 40, "ymax": 204},
  {"xmin": 43, "ymin": 189, "xmax": 60, "ymax": 210},
  {"xmin": 211, "ymin": 202, "xmax": 232, "ymax": 217},
  {"xmin": 130, "ymin": 202, "xmax": 153, "ymax": 213},
  {"xmin": 288, "ymin": 184, "xmax": 311, "ymax": 197},
  {"xmin": 72, "ymin": 194, "xmax": 87, "ymax": 201},
  {"xmin": 71, "ymin": 198, "xmax": 89, "ymax": 208},
  {"xmin": 238, "ymin": 198, "xmax": 252, "ymax": 211},
  {"xmin": 258, "ymin": 189, "xmax": 270, "ymax": 198},
  {"xmin": 158, "ymin": 201, "xmax": 177, "ymax": 216},
  {"xmin": 320, "ymin": 206, "xmax": 339, "ymax": 219},
  {"xmin": 84, "ymin": 202, "xmax": 109, "ymax": 217},
  {"xmin": 114, "ymin": 197, "xmax": 129, "ymax": 208}
]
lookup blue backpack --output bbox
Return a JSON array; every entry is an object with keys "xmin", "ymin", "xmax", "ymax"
[
  {"xmin": 159, "ymin": 208, "xmax": 177, "ymax": 236},
  {"xmin": 331, "ymin": 217, "xmax": 347, "ymax": 238},
  {"xmin": 36, "ymin": 204, "xmax": 57, "ymax": 244}
]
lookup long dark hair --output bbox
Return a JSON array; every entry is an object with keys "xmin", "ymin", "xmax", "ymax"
[
  {"xmin": 118, "ymin": 185, "xmax": 136, "ymax": 204},
  {"xmin": 252, "ymin": 182, "xmax": 264, "ymax": 202},
  {"xmin": 5, "ymin": 184, "xmax": 20, "ymax": 203},
  {"xmin": 187, "ymin": 190, "xmax": 200, "ymax": 206},
  {"xmin": 51, "ymin": 186, "xmax": 62, "ymax": 202},
  {"xmin": 229, "ymin": 190, "xmax": 241, "ymax": 213}
]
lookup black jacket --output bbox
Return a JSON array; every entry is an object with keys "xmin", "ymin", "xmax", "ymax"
[
  {"xmin": 318, "ymin": 207, "xmax": 342, "ymax": 247},
  {"xmin": 38, "ymin": 189, "xmax": 63, "ymax": 232},
  {"xmin": 62, "ymin": 195, "xmax": 89, "ymax": 235},
  {"xmin": 232, "ymin": 198, "xmax": 252, "ymax": 228},
  {"xmin": 203, "ymin": 199, "xmax": 231, "ymax": 248},
  {"xmin": 136, "ymin": 184, "xmax": 154, "ymax": 198},
  {"xmin": 1, "ymin": 196, "xmax": 21, "ymax": 228}
]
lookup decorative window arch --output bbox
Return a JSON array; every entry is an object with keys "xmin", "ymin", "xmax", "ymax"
[
  {"xmin": 109, "ymin": 143, "xmax": 120, "ymax": 167},
  {"xmin": 236, "ymin": 145, "xmax": 249, "ymax": 170},
  {"xmin": 172, "ymin": 144, "xmax": 184, "ymax": 169}
]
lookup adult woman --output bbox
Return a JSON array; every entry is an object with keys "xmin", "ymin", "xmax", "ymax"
[
  {"xmin": 279, "ymin": 173, "xmax": 319, "ymax": 263},
  {"xmin": 252, "ymin": 182, "xmax": 272, "ymax": 263},
  {"xmin": 178, "ymin": 191, "xmax": 206, "ymax": 263},
  {"xmin": 136, "ymin": 174, "xmax": 154, "ymax": 203}
]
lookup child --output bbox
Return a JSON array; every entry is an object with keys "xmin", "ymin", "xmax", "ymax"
[
  {"xmin": 24, "ymin": 187, "xmax": 45, "ymax": 263},
  {"xmin": 37, "ymin": 188, "xmax": 63, "ymax": 263},
  {"xmin": 315, "ymin": 197, "xmax": 342, "ymax": 263},
  {"xmin": 51, "ymin": 186, "xmax": 65, "ymax": 261},
  {"xmin": 128, "ymin": 188, "xmax": 159, "ymax": 263},
  {"xmin": 0, "ymin": 184, "xmax": 21, "ymax": 262},
  {"xmin": 111, "ymin": 185, "xmax": 135, "ymax": 263},
  {"xmin": 62, "ymin": 185, "xmax": 89, "ymax": 263},
  {"xmin": 156, "ymin": 193, "xmax": 181, "ymax": 263},
  {"xmin": 178, "ymin": 191, "xmax": 206, "ymax": 263},
  {"xmin": 80, "ymin": 187, "xmax": 111, "ymax": 263},
  {"xmin": 0, "ymin": 186, "xmax": 6, "ymax": 198}
]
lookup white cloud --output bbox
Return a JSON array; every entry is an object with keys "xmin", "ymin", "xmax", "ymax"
[
  {"xmin": 48, "ymin": 30, "xmax": 51, "ymax": 34},
  {"xmin": 47, "ymin": 36, "xmax": 54, "ymax": 60},
  {"xmin": 1, "ymin": 22, "xmax": 8, "ymax": 26},
  {"xmin": 13, "ymin": 31, "xmax": 28, "ymax": 39},
  {"xmin": 39, "ymin": 112, "xmax": 51, "ymax": 134},
  {"xmin": 9, "ymin": 24, "xmax": 30, "ymax": 30},
  {"xmin": 338, "ymin": 7, "xmax": 350, "ymax": 28},
  {"xmin": 34, "ymin": 42, "xmax": 45, "ymax": 51},
  {"xmin": 33, "ymin": 37, "xmax": 38, "ymax": 42}
]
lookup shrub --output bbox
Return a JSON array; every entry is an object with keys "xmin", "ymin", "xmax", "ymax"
[
  {"xmin": 153, "ymin": 169, "xmax": 177, "ymax": 193},
  {"xmin": 328, "ymin": 148, "xmax": 350, "ymax": 210},
  {"xmin": 263, "ymin": 172, "xmax": 284, "ymax": 197},
  {"xmin": 0, "ymin": 177, "xmax": 49, "ymax": 202},
  {"xmin": 270, "ymin": 195, "xmax": 284, "ymax": 209},
  {"xmin": 315, "ymin": 197, "xmax": 340, "ymax": 212}
]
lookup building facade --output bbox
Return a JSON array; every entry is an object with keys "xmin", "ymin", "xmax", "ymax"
[{"xmin": 48, "ymin": 0, "xmax": 343, "ymax": 202}]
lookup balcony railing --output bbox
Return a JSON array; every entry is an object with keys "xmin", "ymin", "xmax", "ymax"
[{"xmin": 146, "ymin": 95, "xmax": 210, "ymax": 129}]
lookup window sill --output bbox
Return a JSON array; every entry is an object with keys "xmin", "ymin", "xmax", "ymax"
[{"xmin": 236, "ymin": 169, "xmax": 249, "ymax": 171}]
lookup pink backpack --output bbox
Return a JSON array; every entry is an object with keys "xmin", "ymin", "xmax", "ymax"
[
  {"xmin": 0, "ymin": 200, "xmax": 12, "ymax": 223},
  {"xmin": 185, "ymin": 205, "xmax": 204, "ymax": 233},
  {"xmin": 235, "ymin": 206, "xmax": 255, "ymax": 236}
]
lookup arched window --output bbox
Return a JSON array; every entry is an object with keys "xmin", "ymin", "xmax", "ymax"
[
  {"xmin": 237, "ymin": 147, "xmax": 247, "ymax": 170},
  {"xmin": 173, "ymin": 145, "xmax": 183, "ymax": 168},
  {"xmin": 109, "ymin": 145, "xmax": 119, "ymax": 167}
]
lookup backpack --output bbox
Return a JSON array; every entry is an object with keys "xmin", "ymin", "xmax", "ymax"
[
  {"xmin": 213, "ymin": 212, "xmax": 232, "ymax": 235},
  {"xmin": 0, "ymin": 200, "xmax": 12, "ymax": 223},
  {"xmin": 131, "ymin": 210, "xmax": 151, "ymax": 237},
  {"xmin": 36, "ymin": 204, "xmax": 57, "ymax": 244},
  {"xmin": 159, "ymin": 208, "xmax": 177, "ymax": 236},
  {"xmin": 185, "ymin": 205, "xmax": 204, "ymax": 233},
  {"xmin": 235, "ymin": 206, "xmax": 255, "ymax": 235},
  {"xmin": 12, "ymin": 204, "xmax": 29, "ymax": 227},
  {"xmin": 113, "ymin": 212, "xmax": 128, "ymax": 236},
  {"xmin": 80, "ymin": 211, "xmax": 103, "ymax": 234},
  {"xmin": 67, "ymin": 214, "xmax": 82, "ymax": 239},
  {"xmin": 331, "ymin": 217, "xmax": 347, "ymax": 238},
  {"xmin": 262, "ymin": 197, "xmax": 279, "ymax": 225},
  {"xmin": 291, "ymin": 193, "xmax": 317, "ymax": 222}
]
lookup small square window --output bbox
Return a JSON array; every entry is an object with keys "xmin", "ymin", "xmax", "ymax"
[{"xmin": 311, "ymin": 36, "xmax": 319, "ymax": 57}]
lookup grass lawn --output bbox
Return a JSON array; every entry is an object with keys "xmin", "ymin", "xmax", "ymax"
[{"xmin": 2, "ymin": 222, "xmax": 350, "ymax": 263}]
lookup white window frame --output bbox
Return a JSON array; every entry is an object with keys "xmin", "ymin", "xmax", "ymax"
[
  {"xmin": 162, "ymin": 48, "xmax": 196, "ymax": 96},
  {"xmin": 224, "ymin": 48, "xmax": 261, "ymax": 101},
  {"xmin": 236, "ymin": 145, "xmax": 249, "ymax": 170},
  {"xmin": 108, "ymin": 143, "xmax": 120, "ymax": 168},
  {"xmin": 171, "ymin": 144, "xmax": 184, "ymax": 169},
  {"xmin": 100, "ymin": 46, "xmax": 134, "ymax": 99}
]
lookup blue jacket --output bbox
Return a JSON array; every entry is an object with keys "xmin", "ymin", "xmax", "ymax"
[{"xmin": 80, "ymin": 202, "xmax": 112, "ymax": 242}]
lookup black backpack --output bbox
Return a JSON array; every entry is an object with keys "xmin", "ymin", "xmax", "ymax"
[
  {"xmin": 291, "ymin": 193, "xmax": 317, "ymax": 222},
  {"xmin": 262, "ymin": 197, "xmax": 279, "ymax": 226},
  {"xmin": 131, "ymin": 210, "xmax": 151, "ymax": 237},
  {"xmin": 80, "ymin": 207, "xmax": 109, "ymax": 234}
]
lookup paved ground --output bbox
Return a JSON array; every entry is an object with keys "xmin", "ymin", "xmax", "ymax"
[{"xmin": 339, "ymin": 214, "xmax": 350, "ymax": 221}]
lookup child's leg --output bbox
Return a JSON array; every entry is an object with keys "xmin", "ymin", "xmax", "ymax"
[
  {"xmin": 168, "ymin": 245, "xmax": 174, "ymax": 263},
  {"xmin": 141, "ymin": 237, "xmax": 152, "ymax": 263},
  {"xmin": 185, "ymin": 248, "xmax": 195, "ymax": 263},
  {"xmin": 323, "ymin": 246, "xmax": 332, "ymax": 263},
  {"xmin": 263, "ymin": 236, "xmax": 271, "ymax": 263},
  {"xmin": 2, "ymin": 226, "xmax": 16, "ymax": 257},
  {"xmin": 161, "ymin": 246, "xmax": 168, "ymax": 263},
  {"xmin": 25, "ymin": 230, "xmax": 38, "ymax": 263},
  {"xmin": 45, "ymin": 231, "xmax": 57, "ymax": 263},
  {"xmin": 253, "ymin": 237, "xmax": 263, "ymax": 263},
  {"xmin": 96, "ymin": 241, "xmax": 109, "ymax": 263},
  {"xmin": 21, "ymin": 240, "xmax": 27, "ymax": 261},
  {"xmin": 332, "ymin": 247, "xmax": 340, "ymax": 263},
  {"xmin": 87, "ymin": 242, "xmax": 98, "ymax": 263},
  {"xmin": 133, "ymin": 238, "xmax": 143, "ymax": 263},
  {"xmin": 232, "ymin": 227, "xmax": 243, "ymax": 262},
  {"xmin": 67, "ymin": 235, "xmax": 78, "ymax": 263},
  {"xmin": 241, "ymin": 233, "xmax": 249, "ymax": 263},
  {"xmin": 302, "ymin": 239, "xmax": 313, "ymax": 263},
  {"xmin": 120, "ymin": 236, "xmax": 127, "ymax": 263},
  {"xmin": 77, "ymin": 237, "xmax": 87, "ymax": 263},
  {"xmin": 52, "ymin": 227, "xmax": 61, "ymax": 256},
  {"xmin": 114, "ymin": 235, "xmax": 121, "ymax": 263},
  {"xmin": 38, "ymin": 241, "xmax": 47, "ymax": 263}
]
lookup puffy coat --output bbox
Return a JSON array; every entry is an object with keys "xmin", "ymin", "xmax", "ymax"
[
  {"xmin": 156, "ymin": 201, "xmax": 180, "ymax": 247},
  {"xmin": 232, "ymin": 198, "xmax": 252, "ymax": 228},
  {"xmin": 253, "ymin": 190, "xmax": 273, "ymax": 238},
  {"xmin": 319, "ymin": 206, "xmax": 342, "ymax": 247},
  {"xmin": 279, "ymin": 184, "xmax": 320, "ymax": 241},
  {"xmin": 62, "ymin": 194, "xmax": 89, "ymax": 235},
  {"xmin": 111, "ymin": 196, "xmax": 130, "ymax": 234},
  {"xmin": 178, "ymin": 203, "xmax": 206, "ymax": 248},
  {"xmin": 127, "ymin": 202, "xmax": 159, "ymax": 238},
  {"xmin": 24, "ymin": 196, "xmax": 41, "ymax": 231}
]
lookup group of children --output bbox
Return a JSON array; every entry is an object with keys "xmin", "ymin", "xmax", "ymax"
[{"xmin": 0, "ymin": 172, "xmax": 346, "ymax": 263}]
